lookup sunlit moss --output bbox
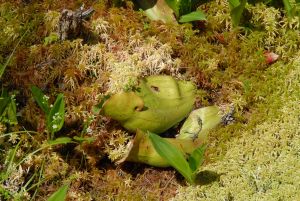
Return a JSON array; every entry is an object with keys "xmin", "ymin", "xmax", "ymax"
[
  {"xmin": 1, "ymin": 0, "xmax": 300, "ymax": 200},
  {"xmin": 173, "ymin": 53, "xmax": 300, "ymax": 201}
]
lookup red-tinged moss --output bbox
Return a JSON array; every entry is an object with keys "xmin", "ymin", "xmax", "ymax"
[{"xmin": 1, "ymin": 0, "xmax": 300, "ymax": 200}]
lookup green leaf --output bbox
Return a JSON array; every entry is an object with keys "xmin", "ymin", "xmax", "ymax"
[
  {"xmin": 283, "ymin": 0, "xmax": 293, "ymax": 17},
  {"xmin": 0, "ymin": 97, "xmax": 10, "ymax": 116},
  {"xmin": 44, "ymin": 32, "xmax": 59, "ymax": 45},
  {"xmin": 0, "ymin": 91, "xmax": 18, "ymax": 125},
  {"xmin": 47, "ymin": 137, "xmax": 73, "ymax": 146},
  {"xmin": 149, "ymin": 132, "xmax": 195, "ymax": 184},
  {"xmin": 228, "ymin": 0, "xmax": 240, "ymax": 8},
  {"xmin": 135, "ymin": 0, "xmax": 177, "ymax": 23},
  {"xmin": 179, "ymin": 10, "xmax": 206, "ymax": 23},
  {"xmin": 47, "ymin": 184, "xmax": 69, "ymax": 201},
  {"xmin": 73, "ymin": 136, "xmax": 95, "ymax": 143},
  {"xmin": 30, "ymin": 86, "xmax": 50, "ymax": 115},
  {"xmin": 179, "ymin": 0, "xmax": 192, "ymax": 16},
  {"xmin": 188, "ymin": 145, "xmax": 206, "ymax": 172},
  {"xmin": 47, "ymin": 94, "xmax": 65, "ymax": 135},
  {"xmin": 229, "ymin": 0, "xmax": 247, "ymax": 27},
  {"xmin": 6, "ymin": 97, "xmax": 17, "ymax": 125},
  {"xmin": 165, "ymin": 0, "xmax": 181, "ymax": 17}
]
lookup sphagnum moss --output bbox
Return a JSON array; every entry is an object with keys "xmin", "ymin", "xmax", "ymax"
[
  {"xmin": 172, "ymin": 56, "xmax": 300, "ymax": 201},
  {"xmin": 1, "ymin": 0, "xmax": 300, "ymax": 200}
]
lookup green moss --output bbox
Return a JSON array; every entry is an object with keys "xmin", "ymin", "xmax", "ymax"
[
  {"xmin": 1, "ymin": 0, "xmax": 300, "ymax": 200},
  {"xmin": 173, "ymin": 37, "xmax": 300, "ymax": 201}
]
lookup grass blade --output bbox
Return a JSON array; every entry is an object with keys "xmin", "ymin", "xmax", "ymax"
[
  {"xmin": 188, "ymin": 145, "xmax": 206, "ymax": 172},
  {"xmin": 282, "ymin": 0, "xmax": 293, "ymax": 17},
  {"xmin": 179, "ymin": 10, "xmax": 206, "ymax": 23},
  {"xmin": 47, "ymin": 184, "xmax": 69, "ymax": 201},
  {"xmin": 30, "ymin": 86, "xmax": 50, "ymax": 115},
  {"xmin": 165, "ymin": 0, "xmax": 180, "ymax": 17},
  {"xmin": 0, "ymin": 97, "xmax": 10, "ymax": 115},
  {"xmin": 47, "ymin": 137, "xmax": 73, "ymax": 146},
  {"xmin": 0, "ymin": 30, "xmax": 27, "ymax": 79},
  {"xmin": 149, "ymin": 132, "xmax": 194, "ymax": 184},
  {"xmin": 228, "ymin": 0, "xmax": 247, "ymax": 27},
  {"xmin": 47, "ymin": 94, "xmax": 65, "ymax": 135}
]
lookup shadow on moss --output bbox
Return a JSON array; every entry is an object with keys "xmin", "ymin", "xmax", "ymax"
[{"xmin": 195, "ymin": 170, "xmax": 222, "ymax": 185}]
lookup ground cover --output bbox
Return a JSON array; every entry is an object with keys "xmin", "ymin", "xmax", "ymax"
[{"xmin": 0, "ymin": 1, "xmax": 299, "ymax": 200}]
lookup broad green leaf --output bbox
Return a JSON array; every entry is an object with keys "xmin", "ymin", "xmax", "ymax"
[
  {"xmin": 47, "ymin": 94, "xmax": 65, "ymax": 134},
  {"xmin": 179, "ymin": 10, "xmax": 206, "ymax": 23},
  {"xmin": 44, "ymin": 32, "xmax": 59, "ymax": 45},
  {"xmin": 31, "ymin": 86, "xmax": 50, "ymax": 115},
  {"xmin": 159, "ymin": 0, "xmax": 194, "ymax": 18},
  {"xmin": 47, "ymin": 184, "xmax": 69, "ymax": 201},
  {"xmin": 282, "ymin": 0, "xmax": 293, "ymax": 17},
  {"xmin": 179, "ymin": 0, "xmax": 192, "ymax": 16},
  {"xmin": 228, "ymin": 0, "xmax": 240, "ymax": 8},
  {"xmin": 7, "ymin": 97, "xmax": 17, "ymax": 125},
  {"xmin": 0, "ymin": 91, "xmax": 18, "ymax": 125},
  {"xmin": 149, "ymin": 132, "xmax": 194, "ymax": 184},
  {"xmin": 0, "ymin": 97, "xmax": 10, "ymax": 115},
  {"xmin": 165, "ymin": 0, "xmax": 181, "ymax": 17},
  {"xmin": 229, "ymin": 0, "xmax": 247, "ymax": 27},
  {"xmin": 135, "ymin": 0, "xmax": 177, "ymax": 23},
  {"xmin": 120, "ymin": 129, "xmax": 201, "ymax": 167},
  {"xmin": 47, "ymin": 137, "xmax": 73, "ymax": 146},
  {"xmin": 188, "ymin": 145, "xmax": 206, "ymax": 172}
]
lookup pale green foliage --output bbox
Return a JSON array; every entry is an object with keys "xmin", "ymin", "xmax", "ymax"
[
  {"xmin": 172, "ymin": 57, "xmax": 300, "ymax": 200},
  {"xmin": 149, "ymin": 132, "xmax": 195, "ymax": 184},
  {"xmin": 248, "ymin": 3, "xmax": 281, "ymax": 47},
  {"xmin": 200, "ymin": 0, "xmax": 232, "ymax": 31},
  {"xmin": 47, "ymin": 184, "xmax": 69, "ymax": 201}
]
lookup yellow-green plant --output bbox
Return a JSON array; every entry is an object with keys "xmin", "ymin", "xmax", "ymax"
[
  {"xmin": 149, "ymin": 132, "xmax": 206, "ymax": 184},
  {"xmin": 135, "ymin": 0, "xmax": 206, "ymax": 23},
  {"xmin": 0, "ymin": 89, "xmax": 17, "ymax": 126},
  {"xmin": 229, "ymin": 0, "xmax": 300, "ymax": 27},
  {"xmin": 228, "ymin": 0, "xmax": 247, "ymax": 27},
  {"xmin": 102, "ymin": 75, "xmax": 195, "ymax": 133},
  {"xmin": 0, "ymin": 132, "xmax": 73, "ymax": 200},
  {"xmin": 118, "ymin": 129, "xmax": 201, "ymax": 167},
  {"xmin": 47, "ymin": 184, "xmax": 69, "ymax": 201},
  {"xmin": 31, "ymin": 86, "xmax": 65, "ymax": 139},
  {"xmin": 177, "ymin": 106, "xmax": 223, "ymax": 140}
]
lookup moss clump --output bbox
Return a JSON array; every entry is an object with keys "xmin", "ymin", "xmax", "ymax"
[
  {"xmin": 1, "ymin": 0, "xmax": 300, "ymax": 200},
  {"xmin": 173, "ymin": 48, "xmax": 300, "ymax": 201}
]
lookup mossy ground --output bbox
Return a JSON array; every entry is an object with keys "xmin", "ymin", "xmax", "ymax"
[{"xmin": 0, "ymin": 0, "xmax": 299, "ymax": 200}]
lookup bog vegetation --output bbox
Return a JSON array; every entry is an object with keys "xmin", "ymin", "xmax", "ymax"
[{"xmin": 0, "ymin": 0, "xmax": 299, "ymax": 200}]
